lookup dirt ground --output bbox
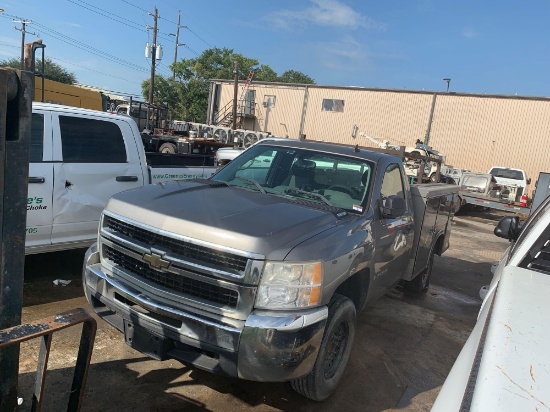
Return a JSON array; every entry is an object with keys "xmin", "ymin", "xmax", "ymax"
[{"xmin": 11, "ymin": 208, "xmax": 510, "ymax": 411}]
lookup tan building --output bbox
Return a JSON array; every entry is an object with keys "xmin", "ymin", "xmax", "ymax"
[{"xmin": 207, "ymin": 81, "xmax": 550, "ymax": 196}]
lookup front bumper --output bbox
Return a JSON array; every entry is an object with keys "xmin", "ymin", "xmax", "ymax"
[{"xmin": 83, "ymin": 244, "xmax": 327, "ymax": 382}]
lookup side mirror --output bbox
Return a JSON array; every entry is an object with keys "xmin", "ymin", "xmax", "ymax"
[
  {"xmin": 381, "ymin": 195, "xmax": 406, "ymax": 218},
  {"xmin": 527, "ymin": 177, "xmax": 532, "ymax": 185},
  {"xmin": 494, "ymin": 216, "xmax": 520, "ymax": 240}
]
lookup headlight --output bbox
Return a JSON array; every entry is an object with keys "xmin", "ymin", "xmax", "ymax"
[{"xmin": 255, "ymin": 261, "xmax": 323, "ymax": 309}]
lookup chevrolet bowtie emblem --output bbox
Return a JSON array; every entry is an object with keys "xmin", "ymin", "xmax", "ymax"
[{"xmin": 143, "ymin": 252, "xmax": 171, "ymax": 270}]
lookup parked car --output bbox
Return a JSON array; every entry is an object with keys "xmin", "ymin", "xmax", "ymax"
[
  {"xmin": 82, "ymin": 138, "xmax": 458, "ymax": 401},
  {"xmin": 26, "ymin": 103, "xmax": 217, "ymax": 255},
  {"xmin": 432, "ymin": 194, "xmax": 550, "ymax": 411}
]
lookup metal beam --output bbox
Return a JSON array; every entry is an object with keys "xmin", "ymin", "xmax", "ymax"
[{"xmin": 0, "ymin": 51, "xmax": 34, "ymax": 411}]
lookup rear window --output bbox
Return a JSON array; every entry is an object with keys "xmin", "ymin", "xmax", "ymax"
[{"xmin": 490, "ymin": 168, "xmax": 524, "ymax": 180}]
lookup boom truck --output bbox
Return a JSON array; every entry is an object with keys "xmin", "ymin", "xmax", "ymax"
[{"xmin": 82, "ymin": 138, "xmax": 458, "ymax": 400}]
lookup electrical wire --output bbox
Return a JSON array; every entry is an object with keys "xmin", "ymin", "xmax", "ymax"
[
  {"xmin": 67, "ymin": 0, "xmax": 144, "ymax": 31},
  {"xmin": 48, "ymin": 56, "xmax": 143, "ymax": 85},
  {"xmin": 183, "ymin": 45, "xmax": 200, "ymax": 56},
  {"xmin": 68, "ymin": 0, "xmax": 175, "ymax": 43},
  {"xmin": 186, "ymin": 27, "xmax": 213, "ymax": 48},
  {"xmin": 120, "ymin": 0, "xmax": 148, "ymax": 14},
  {"xmin": 32, "ymin": 21, "xmax": 149, "ymax": 73}
]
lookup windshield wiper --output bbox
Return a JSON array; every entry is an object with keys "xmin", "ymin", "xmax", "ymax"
[
  {"xmin": 234, "ymin": 176, "xmax": 266, "ymax": 194},
  {"xmin": 285, "ymin": 188, "xmax": 333, "ymax": 206}
]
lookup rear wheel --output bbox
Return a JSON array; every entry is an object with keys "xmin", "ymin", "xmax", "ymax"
[
  {"xmin": 290, "ymin": 294, "xmax": 356, "ymax": 401},
  {"xmin": 159, "ymin": 143, "xmax": 177, "ymax": 154},
  {"xmin": 404, "ymin": 248, "xmax": 434, "ymax": 293}
]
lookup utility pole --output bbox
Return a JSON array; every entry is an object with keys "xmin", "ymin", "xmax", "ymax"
[
  {"xmin": 13, "ymin": 20, "xmax": 36, "ymax": 70},
  {"xmin": 171, "ymin": 10, "xmax": 187, "ymax": 80},
  {"xmin": 148, "ymin": 7, "xmax": 158, "ymax": 104},
  {"xmin": 232, "ymin": 61, "xmax": 239, "ymax": 130}
]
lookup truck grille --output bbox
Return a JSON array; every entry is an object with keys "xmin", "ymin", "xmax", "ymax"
[
  {"xmin": 104, "ymin": 215, "xmax": 248, "ymax": 272},
  {"xmin": 104, "ymin": 245, "xmax": 239, "ymax": 308}
]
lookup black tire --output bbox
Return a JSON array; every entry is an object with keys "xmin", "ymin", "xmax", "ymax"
[
  {"xmin": 404, "ymin": 248, "xmax": 434, "ymax": 293},
  {"xmin": 159, "ymin": 143, "xmax": 177, "ymax": 154},
  {"xmin": 290, "ymin": 294, "xmax": 356, "ymax": 401}
]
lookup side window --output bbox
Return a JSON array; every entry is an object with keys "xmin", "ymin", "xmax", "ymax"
[
  {"xmin": 59, "ymin": 116, "xmax": 127, "ymax": 163},
  {"xmin": 381, "ymin": 163, "xmax": 405, "ymax": 199},
  {"xmin": 30, "ymin": 113, "xmax": 44, "ymax": 162}
]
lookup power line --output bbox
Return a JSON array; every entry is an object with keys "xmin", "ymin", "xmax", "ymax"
[
  {"xmin": 184, "ymin": 45, "xmax": 200, "ymax": 56},
  {"xmin": 32, "ymin": 21, "xmax": 149, "ymax": 72},
  {"xmin": 68, "ymin": 0, "xmax": 144, "ymax": 31},
  {"xmin": 48, "ymin": 56, "xmax": 142, "ymax": 85},
  {"xmin": 0, "ymin": 43, "xmax": 19, "ymax": 49},
  {"xmin": 120, "ymin": 0, "xmax": 148, "ymax": 14},
  {"xmin": 186, "ymin": 27, "xmax": 213, "ymax": 48},
  {"xmin": 68, "ymin": 0, "xmax": 175, "ymax": 43}
]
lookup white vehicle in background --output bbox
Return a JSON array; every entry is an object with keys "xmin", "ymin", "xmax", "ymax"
[
  {"xmin": 432, "ymin": 194, "xmax": 550, "ymax": 411},
  {"xmin": 214, "ymin": 146, "xmax": 246, "ymax": 166},
  {"xmin": 27, "ymin": 103, "xmax": 216, "ymax": 255},
  {"xmin": 403, "ymin": 144, "xmax": 444, "ymax": 183},
  {"xmin": 488, "ymin": 166, "xmax": 530, "ymax": 202}
]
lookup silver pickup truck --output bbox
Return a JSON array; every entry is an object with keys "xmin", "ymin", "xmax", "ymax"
[{"xmin": 82, "ymin": 138, "xmax": 458, "ymax": 400}]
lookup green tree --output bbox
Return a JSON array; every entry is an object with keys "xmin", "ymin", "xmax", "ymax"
[
  {"xmin": 277, "ymin": 70, "xmax": 315, "ymax": 84},
  {"xmin": 0, "ymin": 57, "xmax": 77, "ymax": 84},
  {"xmin": 143, "ymin": 47, "xmax": 315, "ymax": 123}
]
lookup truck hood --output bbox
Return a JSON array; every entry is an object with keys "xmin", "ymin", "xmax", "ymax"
[{"xmin": 105, "ymin": 180, "xmax": 342, "ymax": 259}]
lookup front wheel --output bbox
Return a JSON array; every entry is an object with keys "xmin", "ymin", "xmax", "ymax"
[{"xmin": 290, "ymin": 294, "xmax": 356, "ymax": 401}]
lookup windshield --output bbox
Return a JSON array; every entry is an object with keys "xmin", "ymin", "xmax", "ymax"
[{"xmin": 212, "ymin": 144, "xmax": 374, "ymax": 213}]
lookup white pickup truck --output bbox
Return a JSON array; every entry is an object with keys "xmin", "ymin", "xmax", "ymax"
[
  {"xmin": 432, "ymin": 194, "xmax": 550, "ymax": 411},
  {"xmin": 487, "ymin": 166, "xmax": 529, "ymax": 202},
  {"xmin": 26, "ymin": 103, "xmax": 216, "ymax": 255}
]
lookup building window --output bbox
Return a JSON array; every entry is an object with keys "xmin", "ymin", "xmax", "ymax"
[
  {"xmin": 322, "ymin": 99, "xmax": 345, "ymax": 113},
  {"xmin": 263, "ymin": 95, "xmax": 276, "ymax": 108}
]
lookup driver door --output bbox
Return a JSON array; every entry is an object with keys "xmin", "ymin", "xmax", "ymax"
[{"xmin": 373, "ymin": 163, "xmax": 414, "ymax": 291}]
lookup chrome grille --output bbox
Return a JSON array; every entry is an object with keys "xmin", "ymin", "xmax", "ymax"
[
  {"xmin": 104, "ymin": 215, "xmax": 248, "ymax": 272},
  {"xmin": 104, "ymin": 245, "xmax": 239, "ymax": 308}
]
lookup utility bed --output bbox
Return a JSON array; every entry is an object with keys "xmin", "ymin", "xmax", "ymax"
[{"xmin": 404, "ymin": 184, "xmax": 459, "ymax": 280}]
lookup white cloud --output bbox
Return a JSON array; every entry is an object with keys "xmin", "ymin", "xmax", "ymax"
[
  {"xmin": 316, "ymin": 35, "xmax": 371, "ymax": 71},
  {"xmin": 61, "ymin": 22, "xmax": 82, "ymax": 28},
  {"xmin": 267, "ymin": 0, "xmax": 385, "ymax": 30},
  {"xmin": 462, "ymin": 27, "xmax": 479, "ymax": 39}
]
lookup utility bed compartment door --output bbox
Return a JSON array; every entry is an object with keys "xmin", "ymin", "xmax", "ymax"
[
  {"xmin": 414, "ymin": 196, "xmax": 440, "ymax": 275},
  {"xmin": 409, "ymin": 184, "xmax": 459, "ymax": 279},
  {"xmin": 50, "ymin": 113, "xmax": 145, "ymax": 245}
]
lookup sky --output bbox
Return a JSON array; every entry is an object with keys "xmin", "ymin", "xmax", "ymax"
[{"xmin": 1, "ymin": 0, "xmax": 549, "ymax": 100}]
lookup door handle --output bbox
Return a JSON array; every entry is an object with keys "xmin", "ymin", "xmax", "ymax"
[
  {"xmin": 116, "ymin": 176, "xmax": 139, "ymax": 182},
  {"xmin": 29, "ymin": 176, "xmax": 45, "ymax": 184}
]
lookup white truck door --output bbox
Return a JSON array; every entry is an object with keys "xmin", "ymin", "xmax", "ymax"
[
  {"xmin": 50, "ymin": 113, "xmax": 145, "ymax": 245},
  {"xmin": 26, "ymin": 110, "xmax": 54, "ymax": 249}
]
